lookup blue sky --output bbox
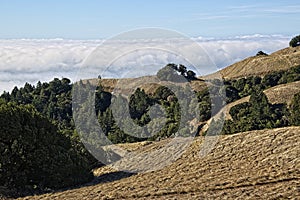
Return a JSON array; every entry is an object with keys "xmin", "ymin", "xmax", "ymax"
[{"xmin": 0, "ymin": 0, "xmax": 299, "ymax": 39}]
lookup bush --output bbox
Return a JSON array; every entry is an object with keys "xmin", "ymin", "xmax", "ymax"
[
  {"xmin": 256, "ymin": 51, "xmax": 268, "ymax": 56},
  {"xmin": 289, "ymin": 35, "xmax": 300, "ymax": 47},
  {"xmin": 0, "ymin": 103, "xmax": 94, "ymax": 196},
  {"xmin": 157, "ymin": 65, "xmax": 185, "ymax": 82},
  {"xmin": 289, "ymin": 92, "xmax": 300, "ymax": 125},
  {"xmin": 156, "ymin": 64, "xmax": 197, "ymax": 82},
  {"xmin": 223, "ymin": 88, "xmax": 288, "ymax": 134}
]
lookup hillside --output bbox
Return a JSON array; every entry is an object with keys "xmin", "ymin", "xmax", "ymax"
[
  {"xmin": 264, "ymin": 80, "xmax": 300, "ymax": 105},
  {"xmin": 2, "ymin": 45, "xmax": 300, "ymax": 199},
  {"xmin": 218, "ymin": 80, "xmax": 300, "ymax": 121},
  {"xmin": 87, "ymin": 75, "xmax": 207, "ymax": 95},
  {"xmin": 217, "ymin": 46, "xmax": 300, "ymax": 80},
  {"xmin": 17, "ymin": 126, "xmax": 300, "ymax": 199}
]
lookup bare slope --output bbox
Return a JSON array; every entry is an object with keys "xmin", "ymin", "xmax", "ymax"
[
  {"xmin": 218, "ymin": 46, "xmax": 300, "ymax": 80},
  {"xmin": 18, "ymin": 126, "xmax": 300, "ymax": 199}
]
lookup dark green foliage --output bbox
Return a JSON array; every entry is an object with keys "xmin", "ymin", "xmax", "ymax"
[
  {"xmin": 157, "ymin": 64, "xmax": 185, "ymax": 82},
  {"xmin": 2, "ymin": 78, "xmax": 74, "ymax": 130},
  {"xmin": 129, "ymin": 88, "xmax": 153, "ymax": 121},
  {"xmin": 229, "ymin": 76, "xmax": 263, "ymax": 99},
  {"xmin": 154, "ymin": 86, "xmax": 174, "ymax": 100},
  {"xmin": 223, "ymin": 65, "xmax": 300, "ymax": 104},
  {"xmin": 196, "ymin": 88, "xmax": 212, "ymax": 121},
  {"xmin": 231, "ymin": 77, "xmax": 247, "ymax": 92},
  {"xmin": 289, "ymin": 35, "xmax": 300, "ymax": 47},
  {"xmin": 278, "ymin": 65, "xmax": 300, "ymax": 84},
  {"xmin": 289, "ymin": 92, "xmax": 300, "ymax": 125},
  {"xmin": 224, "ymin": 85, "xmax": 239, "ymax": 103},
  {"xmin": 97, "ymin": 84, "xmax": 183, "ymax": 142},
  {"xmin": 178, "ymin": 64, "xmax": 187, "ymax": 76},
  {"xmin": 223, "ymin": 88, "xmax": 289, "ymax": 134},
  {"xmin": 186, "ymin": 70, "xmax": 196, "ymax": 80},
  {"xmin": 256, "ymin": 51, "xmax": 268, "ymax": 56},
  {"xmin": 95, "ymin": 85, "xmax": 112, "ymax": 114},
  {"xmin": 156, "ymin": 64, "xmax": 197, "ymax": 82},
  {"xmin": 229, "ymin": 102, "xmax": 250, "ymax": 121},
  {"xmin": 0, "ymin": 79, "xmax": 99, "ymax": 197},
  {"xmin": 0, "ymin": 103, "xmax": 93, "ymax": 195},
  {"xmin": 262, "ymin": 72, "xmax": 283, "ymax": 88}
]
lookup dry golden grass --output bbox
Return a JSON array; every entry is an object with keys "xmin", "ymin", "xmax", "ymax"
[
  {"xmin": 217, "ymin": 46, "xmax": 300, "ymax": 80},
  {"xmin": 86, "ymin": 76, "xmax": 207, "ymax": 96},
  {"xmin": 264, "ymin": 80, "xmax": 300, "ymax": 105},
  {"xmin": 17, "ymin": 126, "xmax": 300, "ymax": 200}
]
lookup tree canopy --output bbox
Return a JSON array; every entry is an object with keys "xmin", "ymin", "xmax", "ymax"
[
  {"xmin": 289, "ymin": 35, "xmax": 300, "ymax": 47},
  {"xmin": 0, "ymin": 102, "xmax": 94, "ymax": 196},
  {"xmin": 157, "ymin": 64, "xmax": 197, "ymax": 82}
]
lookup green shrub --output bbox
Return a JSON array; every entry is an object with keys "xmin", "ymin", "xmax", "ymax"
[
  {"xmin": 289, "ymin": 92, "xmax": 300, "ymax": 126},
  {"xmin": 289, "ymin": 35, "xmax": 300, "ymax": 47},
  {"xmin": 0, "ymin": 103, "xmax": 94, "ymax": 196},
  {"xmin": 256, "ymin": 51, "xmax": 268, "ymax": 56}
]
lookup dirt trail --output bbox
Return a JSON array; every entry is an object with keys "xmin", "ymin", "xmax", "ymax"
[{"xmin": 18, "ymin": 126, "xmax": 300, "ymax": 199}]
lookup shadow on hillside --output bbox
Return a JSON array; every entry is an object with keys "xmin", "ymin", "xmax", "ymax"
[
  {"xmin": 1, "ymin": 171, "xmax": 137, "ymax": 199},
  {"xmin": 91, "ymin": 171, "xmax": 137, "ymax": 185},
  {"xmin": 58, "ymin": 171, "xmax": 137, "ymax": 193}
]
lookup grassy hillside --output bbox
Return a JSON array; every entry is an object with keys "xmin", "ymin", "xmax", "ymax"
[
  {"xmin": 218, "ymin": 80, "xmax": 300, "ymax": 121},
  {"xmin": 87, "ymin": 75, "xmax": 207, "ymax": 95},
  {"xmin": 17, "ymin": 126, "xmax": 300, "ymax": 199},
  {"xmin": 264, "ymin": 80, "xmax": 300, "ymax": 105},
  {"xmin": 217, "ymin": 46, "xmax": 300, "ymax": 80}
]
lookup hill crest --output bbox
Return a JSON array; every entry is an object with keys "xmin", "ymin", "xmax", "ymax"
[{"xmin": 217, "ymin": 46, "xmax": 300, "ymax": 80}]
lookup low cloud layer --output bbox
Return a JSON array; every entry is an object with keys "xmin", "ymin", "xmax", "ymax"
[{"xmin": 0, "ymin": 35, "xmax": 290, "ymax": 93}]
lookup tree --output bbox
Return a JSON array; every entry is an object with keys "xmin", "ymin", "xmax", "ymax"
[
  {"xmin": 289, "ymin": 92, "xmax": 300, "ymax": 125},
  {"xmin": 224, "ymin": 85, "xmax": 239, "ymax": 103},
  {"xmin": 166, "ymin": 63, "xmax": 178, "ymax": 71},
  {"xmin": 0, "ymin": 103, "xmax": 94, "ymax": 195},
  {"xmin": 178, "ymin": 64, "xmax": 187, "ymax": 76},
  {"xmin": 129, "ymin": 88, "xmax": 152, "ymax": 120},
  {"xmin": 154, "ymin": 86, "xmax": 174, "ymax": 100},
  {"xmin": 157, "ymin": 64, "xmax": 197, "ymax": 82},
  {"xmin": 186, "ymin": 70, "xmax": 196, "ymax": 80},
  {"xmin": 256, "ymin": 51, "xmax": 268, "ymax": 56},
  {"xmin": 262, "ymin": 72, "xmax": 282, "ymax": 88},
  {"xmin": 289, "ymin": 35, "xmax": 300, "ymax": 47},
  {"xmin": 157, "ymin": 64, "xmax": 185, "ymax": 82},
  {"xmin": 224, "ymin": 87, "xmax": 288, "ymax": 134}
]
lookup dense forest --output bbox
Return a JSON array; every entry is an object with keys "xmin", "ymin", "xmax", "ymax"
[{"xmin": 1, "ymin": 63, "xmax": 300, "ymax": 197}]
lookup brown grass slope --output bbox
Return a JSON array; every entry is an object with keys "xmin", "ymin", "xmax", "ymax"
[
  {"xmin": 18, "ymin": 126, "xmax": 300, "ymax": 200},
  {"xmin": 87, "ymin": 76, "xmax": 207, "ymax": 94},
  {"xmin": 218, "ymin": 46, "xmax": 300, "ymax": 80}
]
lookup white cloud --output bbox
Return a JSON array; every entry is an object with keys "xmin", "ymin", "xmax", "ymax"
[{"xmin": 0, "ymin": 35, "xmax": 290, "ymax": 93}]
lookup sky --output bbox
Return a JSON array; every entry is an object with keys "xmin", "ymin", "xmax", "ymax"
[
  {"xmin": 0, "ymin": 0, "xmax": 299, "ymax": 39},
  {"xmin": 0, "ymin": 0, "xmax": 299, "ymax": 92}
]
